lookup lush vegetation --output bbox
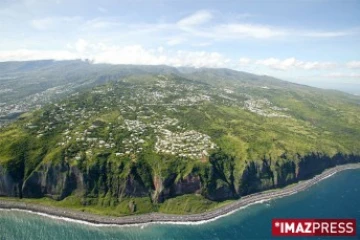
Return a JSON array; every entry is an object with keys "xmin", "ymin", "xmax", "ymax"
[{"xmin": 0, "ymin": 62, "xmax": 359, "ymax": 216}]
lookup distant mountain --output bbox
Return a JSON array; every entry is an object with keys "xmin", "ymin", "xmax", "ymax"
[
  {"xmin": 0, "ymin": 60, "xmax": 181, "ymax": 124},
  {"xmin": 0, "ymin": 60, "xmax": 359, "ymax": 216},
  {"xmin": 1, "ymin": 60, "xmax": 354, "ymax": 109}
]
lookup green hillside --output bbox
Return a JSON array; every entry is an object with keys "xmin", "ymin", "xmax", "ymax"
[{"xmin": 0, "ymin": 62, "xmax": 359, "ymax": 216}]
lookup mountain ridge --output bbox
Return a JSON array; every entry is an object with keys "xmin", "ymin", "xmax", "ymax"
[{"xmin": 0, "ymin": 59, "xmax": 356, "ymax": 95}]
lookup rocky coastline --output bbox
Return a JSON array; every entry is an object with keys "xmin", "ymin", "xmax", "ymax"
[{"xmin": 0, "ymin": 163, "xmax": 359, "ymax": 226}]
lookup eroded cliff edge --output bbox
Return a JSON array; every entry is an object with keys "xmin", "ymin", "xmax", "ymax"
[{"xmin": 0, "ymin": 149, "xmax": 359, "ymax": 211}]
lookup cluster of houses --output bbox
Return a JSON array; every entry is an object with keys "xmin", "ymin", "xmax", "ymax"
[
  {"xmin": 112, "ymin": 114, "xmax": 216, "ymax": 159},
  {"xmin": 23, "ymin": 78, "xmax": 225, "ymax": 160},
  {"xmin": 125, "ymin": 79, "xmax": 214, "ymax": 107},
  {"xmin": 244, "ymin": 98, "xmax": 289, "ymax": 118},
  {"xmin": 116, "ymin": 119, "xmax": 148, "ymax": 156},
  {"xmin": 154, "ymin": 129, "xmax": 216, "ymax": 159},
  {"xmin": 73, "ymin": 128, "xmax": 116, "ymax": 149},
  {"xmin": 173, "ymin": 94, "xmax": 211, "ymax": 106},
  {"xmin": 1, "ymin": 84, "xmax": 74, "ymax": 128},
  {"xmin": 0, "ymin": 103, "xmax": 27, "ymax": 120},
  {"xmin": 34, "ymin": 104, "xmax": 98, "ymax": 139},
  {"xmin": 113, "ymin": 117, "xmax": 179, "ymax": 156}
]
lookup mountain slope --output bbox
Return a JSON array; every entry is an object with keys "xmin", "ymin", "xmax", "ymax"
[{"xmin": 0, "ymin": 61, "xmax": 359, "ymax": 215}]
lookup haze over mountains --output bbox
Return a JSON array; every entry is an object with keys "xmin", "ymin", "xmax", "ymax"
[
  {"xmin": 0, "ymin": 60, "xmax": 357, "ymax": 125},
  {"xmin": 305, "ymin": 82, "xmax": 360, "ymax": 96}
]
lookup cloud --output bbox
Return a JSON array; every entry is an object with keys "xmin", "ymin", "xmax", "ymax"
[
  {"xmin": 301, "ymin": 31, "xmax": 352, "ymax": 38},
  {"xmin": 213, "ymin": 23, "xmax": 286, "ymax": 39},
  {"xmin": 166, "ymin": 38, "xmax": 186, "ymax": 46},
  {"xmin": 30, "ymin": 16, "xmax": 82, "ymax": 30},
  {"xmin": 30, "ymin": 18, "xmax": 54, "ymax": 30},
  {"xmin": 176, "ymin": 17, "xmax": 354, "ymax": 41},
  {"xmin": 92, "ymin": 44, "xmax": 230, "ymax": 68},
  {"xmin": 0, "ymin": 40, "xmax": 345, "ymax": 73},
  {"xmin": 84, "ymin": 18, "xmax": 123, "ymax": 29},
  {"xmin": 93, "ymin": 45, "xmax": 166, "ymax": 65},
  {"xmin": 177, "ymin": 10, "xmax": 213, "ymax": 27},
  {"xmin": 0, "ymin": 40, "xmax": 230, "ymax": 68},
  {"xmin": 208, "ymin": 24, "xmax": 355, "ymax": 40},
  {"xmin": 346, "ymin": 61, "xmax": 360, "ymax": 69},
  {"xmin": 192, "ymin": 42, "xmax": 212, "ymax": 47},
  {"xmin": 0, "ymin": 49, "xmax": 77, "ymax": 61},
  {"xmin": 0, "ymin": 36, "xmax": 353, "ymax": 74},
  {"xmin": 239, "ymin": 57, "xmax": 251, "ymax": 65},
  {"xmin": 169, "ymin": 50, "xmax": 230, "ymax": 68},
  {"xmin": 75, "ymin": 39, "xmax": 88, "ymax": 52},
  {"xmin": 173, "ymin": 10, "xmax": 356, "ymax": 40},
  {"xmin": 26, "ymin": 9, "xmax": 358, "ymax": 53},
  {"xmin": 325, "ymin": 72, "xmax": 360, "ymax": 79},
  {"xmin": 255, "ymin": 57, "xmax": 336, "ymax": 70}
]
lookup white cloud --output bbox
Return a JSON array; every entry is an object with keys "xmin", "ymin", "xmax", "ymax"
[
  {"xmin": 167, "ymin": 38, "xmax": 186, "ymax": 46},
  {"xmin": 25, "ymin": 10, "xmax": 358, "ymax": 54},
  {"xmin": 84, "ymin": 18, "xmax": 123, "ymax": 29},
  {"xmin": 30, "ymin": 16, "xmax": 82, "ymax": 30},
  {"xmin": 208, "ymin": 24, "xmax": 354, "ymax": 40},
  {"xmin": 0, "ymin": 40, "xmax": 230, "ymax": 68},
  {"xmin": 192, "ymin": 42, "xmax": 212, "ymax": 47},
  {"xmin": 213, "ymin": 23, "xmax": 286, "ymax": 39},
  {"xmin": 301, "ymin": 31, "xmax": 351, "ymax": 38},
  {"xmin": 0, "ymin": 49, "xmax": 77, "ymax": 61},
  {"xmin": 75, "ymin": 39, "xmax": 88, "ymax": 52},
  {"xmin": 0, "ymin": 37, "xmax": 352, "ymax": 75},
  {"xmin": 239, "ymin": 57, "xmax": 251, "ymax": 65},
  {"xmin": 177, "ymin": 10, "xmax": 213, "ymax": 27},
  {"xmin": 92, "ymin": 44, "xmax": 230, "ymax": 68},
  {"xmin": 93, "ymin": 45, "xmax": 165, "ymax": 65},
  {"xmin": 31, "ymin": 18, "xmax": 54, "ymax": 30},
  {"xmin": 169, "ymin": 50, "xmax": 230, "ymax": 68},
  {"xmin": 325, "ymin": 72, "xmax": 360, "ymax": 79},
  {"xmin": 256, "ymin": 57, "xmax": 336, "ymax": 70},
  {"xmin": 173, "ymin": 10, "xmax": 355, "ymax": 41},
  {"xmin": 346, "ymin": 61, "xmax": 360, "ymax": 69}
]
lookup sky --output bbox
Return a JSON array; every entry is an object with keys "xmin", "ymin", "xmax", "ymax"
[{"xmin": 1, "ymin": 0, "xmax": 360, "ymax": 93}]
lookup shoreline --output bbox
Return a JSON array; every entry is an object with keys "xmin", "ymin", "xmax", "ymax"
[{"xmin": 0, "ymin": 163, "xmax": 359, "ymax": 227}]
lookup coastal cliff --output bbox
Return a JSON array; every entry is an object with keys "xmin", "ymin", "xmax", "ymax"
[
  {"xmin": 0, "ymin": 150, "xmax": 359, "ymax": 208},
  {"xmin": 0, "ymin": 163, "xmax": 359, "ymax": 225}
]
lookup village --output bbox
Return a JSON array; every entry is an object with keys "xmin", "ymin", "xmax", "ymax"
[
  {"xmin": 22, "ymin": 79, "xmax": 221, "ymax": 161},
  {"xmin": 244, "ymin": 98, "xmax": 290, "ymax": 118},
  {"xmin": 20, "ymin": 76, "xmax": 292, "ymax": 162},
  {"xmin": 154, "ymin": 129, "xmax": 216, "ymax": 158},
  {"xmin": 0, "ymin": 84, "xmax": 75, "ymax": 128}
]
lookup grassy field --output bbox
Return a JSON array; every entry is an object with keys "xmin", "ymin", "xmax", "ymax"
[{"xmin": 0, "ymin": 194, "xmax": 235, "ymax": 216}]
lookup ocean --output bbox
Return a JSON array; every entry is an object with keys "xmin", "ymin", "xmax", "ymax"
[{"xmin": 0, "ymin": 168, "xmax": 359, "ymax": 240}]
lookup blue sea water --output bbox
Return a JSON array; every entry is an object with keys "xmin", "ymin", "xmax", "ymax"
[{"xmin": 0, "ymin": 169, "xmax": 359, "ymax": 240}]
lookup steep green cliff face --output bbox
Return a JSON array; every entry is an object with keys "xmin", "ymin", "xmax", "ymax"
[
  {"xmin": 0, "ymin": 166, "xmax": 19, "ymax": 197},
  {"xmin": 22, "ymin": 162, "xmax": 81, "ymax": 199},
  {"xmin": 0, "ymin": 65, "xmax": 360, "ymax": 214},
  {"xmin": 1, "ymin": 146, "xmax": 359, "ymax": 207}
]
